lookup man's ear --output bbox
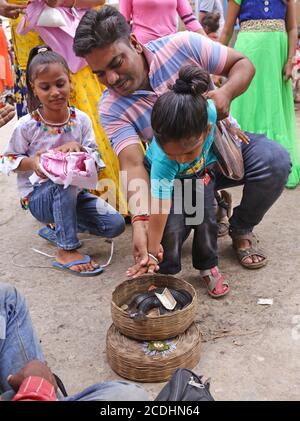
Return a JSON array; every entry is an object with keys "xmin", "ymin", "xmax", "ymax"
[{"xmin": 129, "ymin": 33, "xmax": 143, "ymax": 54}]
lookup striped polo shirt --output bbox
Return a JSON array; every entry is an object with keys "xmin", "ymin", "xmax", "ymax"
[{"xmin": 99, "ymin": 31, "xmax": 227, "ymax": 156}]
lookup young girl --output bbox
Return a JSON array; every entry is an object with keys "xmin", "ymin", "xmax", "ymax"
[
  {"xmin": 1, "ymin": 46, "xmax": 125, "ymax": 277},
  {"xmin": 220, "ymin": 0, "xmax": 300, "ymax": 188},
  {"xmin": 7, "ymin": 0, "xmax": 126, "ymax": 215},
  {"xmin": 201, "ymin": 12, "xmax": 221, "ymax": 40},
  {"xmin": 128, "ymin": 65, "xmax": 230, "ymax": 298}
]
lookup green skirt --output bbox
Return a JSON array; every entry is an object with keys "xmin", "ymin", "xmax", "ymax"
[{"xmin": 231, "ymin": 31, "xmax": 300, "ymax": 188}]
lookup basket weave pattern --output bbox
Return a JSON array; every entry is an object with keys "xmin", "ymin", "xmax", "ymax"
[
  {"xmin": 107, "ymin": 274, "xmax": 201, "ymax": 382},
  {"xmin": 111, "ymin": 274, "xmax": 197, "ymax": 340},
  {"xmin": 106, "ymin": 323, "xmax": 202, "ymax": 383}
]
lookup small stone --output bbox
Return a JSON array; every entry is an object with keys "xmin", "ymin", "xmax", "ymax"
[{"xmin": 233, "ymin": 340, "xmax": 243, "ymax": 347}]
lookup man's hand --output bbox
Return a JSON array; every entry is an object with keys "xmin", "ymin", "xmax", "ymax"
[
  {"xmin": 53, "ymin": 141, "xmax": 83, "ymax": 153},
  {"xmin": 0, "ymin": 0, "xmax": 26, "ymax": 19},
  {"xmin": 0, "ymin": 104, "xmax": 15, "ymax": 127},
  {"xmin": 206, "ymin": 88, "xmax": 231, "ymax": 120},
  {"xmin": 127, "ymin": 221, "xmax": 149, "ymax": 277},
  {"xmin": 126, "ymin": 221, "xmax": 163, "ymax": 278},
  {"xmin": 7, "ymin": 360, "xmax": 57, "ymax": 392}
]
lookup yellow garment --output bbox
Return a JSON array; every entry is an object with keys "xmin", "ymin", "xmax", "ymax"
[
  {"xmin": 9, "ymin": 15, "xmax": 41, "ymax": 70},
  {"xmin": 9, "ymin": 7, "xmax": 125, "ymax": 212}
]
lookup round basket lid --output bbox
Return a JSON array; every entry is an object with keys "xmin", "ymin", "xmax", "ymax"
[{"xmin": 106, "ymin": 323, "xmax": 202, "ymax": 383}]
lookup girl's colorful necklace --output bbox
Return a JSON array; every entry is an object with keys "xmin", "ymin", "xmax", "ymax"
[{"xmin": 32, "ymin": 106, "xmax": 76, "ymax": 135}]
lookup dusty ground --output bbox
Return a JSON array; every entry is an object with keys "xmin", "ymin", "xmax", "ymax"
[{"xmin": 0, "ymin": 112, "xmax": 300, "ymax": 401}]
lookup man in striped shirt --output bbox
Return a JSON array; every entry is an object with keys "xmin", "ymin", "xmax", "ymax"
[{"xmin": 74, "ymin": 6, "xmax": 290, "ymax": 278}]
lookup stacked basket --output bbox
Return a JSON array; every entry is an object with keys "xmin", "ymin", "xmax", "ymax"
[{"xmin": 106, "ymin": 274, "xmax": 202, "ymax": 382}]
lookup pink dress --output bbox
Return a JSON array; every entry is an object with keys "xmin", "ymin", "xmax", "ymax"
[
  {"xmin": 119, "ymin": 0, "xmax": 202, "ymax": 44},
  {"xmin": 17, "ymin": 0, "xmax": 87, "ymax": 73}
]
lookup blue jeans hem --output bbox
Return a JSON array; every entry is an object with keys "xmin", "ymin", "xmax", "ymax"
[{"xmin": 56, "ymin": 242, "xmax": 81, "ymax": 250}]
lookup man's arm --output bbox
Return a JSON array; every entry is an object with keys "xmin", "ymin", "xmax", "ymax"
[
  {"xmin": 207, "ymin": 47, "xmax": 255, "ymax": 119},
  {"xmin": 119, "ymin": 143, "xmax": 150, "ymax": 216},
  {"xmin": 8, "ymin": 360, "xmax": 58, "ymax": 401},
  {"xmin": 119, "ymin": 144, "xmax": 151, "ymax": 269}
]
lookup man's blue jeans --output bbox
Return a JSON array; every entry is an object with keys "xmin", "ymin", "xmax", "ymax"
[
  {"xmin": 0, "ymin": 283, "xmax": 44, "ymax": 393},
  {"xmin": 63, "ymin": 381, "xmax": 149, "ymax": 401},
  {"xmin": 28, "ymin": 182, "xmax": 125, "ymax": 250},
  {"xmin": 0, "ymin": 283, "xmax": 149, "ymax": 401},
  {"xmin": 2, "ymin": 381, "xmax": 149, "ymax": 401},
  {"xmin": 159, "ymin": 133, "xmax": 291, "ymax": 273}
]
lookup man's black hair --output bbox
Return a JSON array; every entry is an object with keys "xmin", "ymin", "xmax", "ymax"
[{"xmin": 73, "ymin": 6, "xmax": 131, "ymax": 57}]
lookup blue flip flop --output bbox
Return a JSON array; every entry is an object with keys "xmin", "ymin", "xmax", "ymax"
[
  {"xmin": 38, "ymin": 226, "xmax": 82, "ymax": 248},
  {"xmin": 52, "ymin": 255, "xmax": 103, "ymax": 277}
]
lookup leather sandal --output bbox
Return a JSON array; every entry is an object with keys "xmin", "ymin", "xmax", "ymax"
[
  {"xmin": 230, "ymin": 232, "xmax": 268, "ymax": 269},
  {"xmin": 216, "ymin": 190, "xmax": 232, "ymax": 238}
]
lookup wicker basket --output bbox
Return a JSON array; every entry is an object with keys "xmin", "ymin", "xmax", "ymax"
[
  {"xmin": 111, "ymin": 274, "xmax": 197, "ymax": 340},
  {"xmin": 106, "ymin": 323, "xmax": 202, "ymax": 383}
]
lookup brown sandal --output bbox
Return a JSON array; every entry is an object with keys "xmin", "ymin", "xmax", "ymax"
[
  {"xmin": 216, "ymin": 190, "xmax": 232, "ymax": 238},
  {"xmin": 230, "ymin": 232, "xmax": 268, "ymax": 269}
]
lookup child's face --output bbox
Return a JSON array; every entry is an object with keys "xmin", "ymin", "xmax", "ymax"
[
  {"xmin": 31, "ymin": 63, "xmax": 70, "ymax": 111},
  {"xmin": 162, "ymin": 124, "xmax": 212, "ymax": 164}
]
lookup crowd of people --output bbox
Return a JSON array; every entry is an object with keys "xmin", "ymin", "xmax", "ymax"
[{"xmin": 0, "ymin": 0, "xmax": 299, "ymax": 401}]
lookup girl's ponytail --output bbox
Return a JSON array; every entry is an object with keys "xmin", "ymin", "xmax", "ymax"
[
  {"xmin": 151, "ymin": 65, "xmax": 210, "ymax": 145},
  {"xmin": 173, "ymin": 65, "xmax": 210, "ymax": 96}
]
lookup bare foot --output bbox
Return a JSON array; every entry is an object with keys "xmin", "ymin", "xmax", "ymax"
[{"xmin": 56, "ymin": 249, "xmax": 99, "ymax": 273}]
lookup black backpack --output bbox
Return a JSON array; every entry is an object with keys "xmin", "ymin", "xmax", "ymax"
[{"xmin": 155, "ymin": 368, "xmax": 214, "ymax": 401}]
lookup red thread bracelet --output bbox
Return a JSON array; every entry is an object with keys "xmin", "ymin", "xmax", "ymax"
[{"xmin": 131, "ymin": 215, "xmax": 150, "ymax": 224}]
